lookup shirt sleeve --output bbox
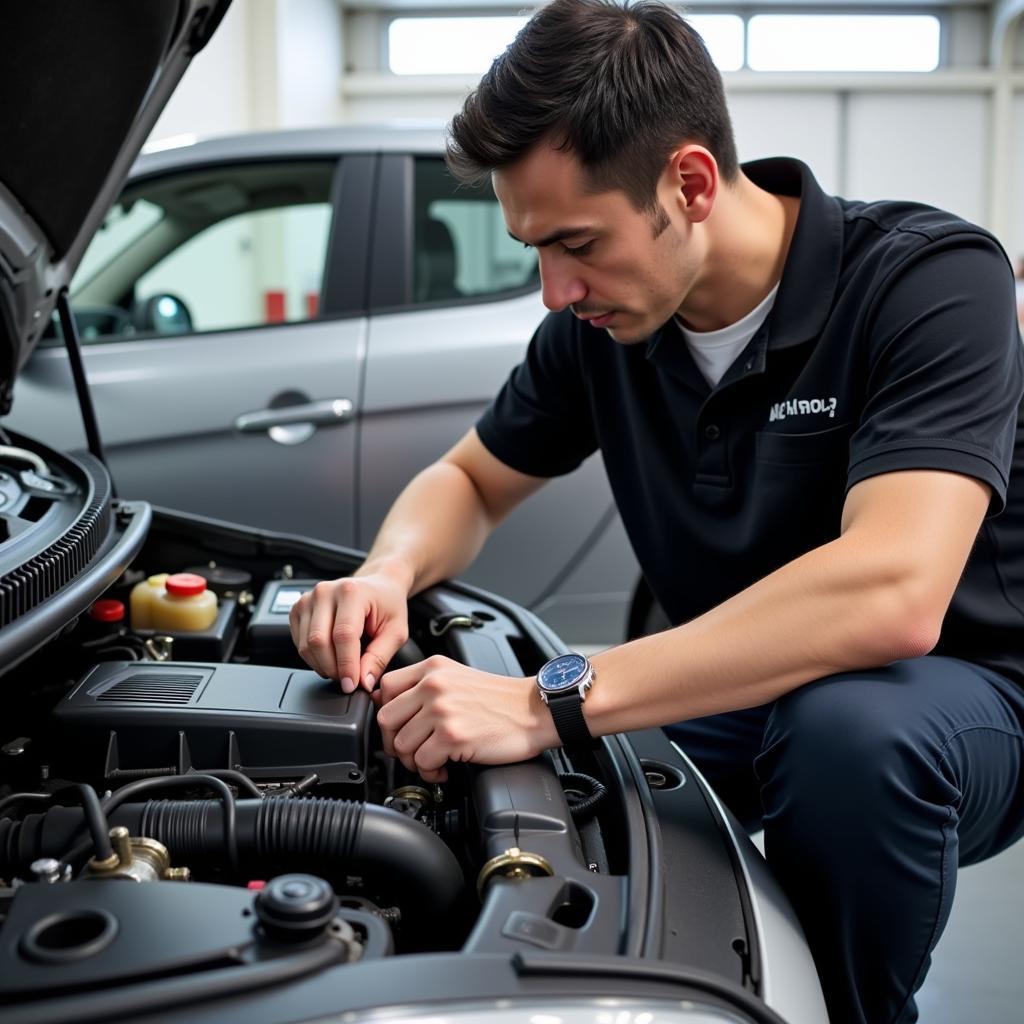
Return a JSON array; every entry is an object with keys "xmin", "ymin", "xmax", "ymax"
[
  {"xmin": 476, "ymin": 310, "xmax": 599, "ymax": 477},
  {"xmin": 847, "ymin": 233, "xmax": 1024, "ymax": 516}
]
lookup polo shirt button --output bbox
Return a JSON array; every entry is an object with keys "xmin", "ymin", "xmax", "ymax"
[{"xmin": 704, "ymin": 424, "xmax": 721, "ymax": 440}]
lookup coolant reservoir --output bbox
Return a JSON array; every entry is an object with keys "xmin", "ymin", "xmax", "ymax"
[
  {"xmin": 150, "ymin": 573, "xmax": 218, "ymax": 632},
  {"xmin": 129, "ymin": 573, "xmax": 169, "ymax": 630}
]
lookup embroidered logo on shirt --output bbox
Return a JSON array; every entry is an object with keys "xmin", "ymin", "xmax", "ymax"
[{"xmin": 768, "ymin": 397, "xmax": 838, "ymax": 422}]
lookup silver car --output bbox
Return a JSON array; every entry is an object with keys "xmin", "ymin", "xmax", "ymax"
[{"xmin": 8, "ymin": 127, "xmax": 658, "ymax": 644}]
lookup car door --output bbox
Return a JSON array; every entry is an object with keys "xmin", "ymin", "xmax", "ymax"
[
  {"xmin": 359, "ymin": 153, "xmax": 633, "ymax": 621},
  {"xmin": 7, "ymin": 154, "xmax": 373, "ymax": 545}
]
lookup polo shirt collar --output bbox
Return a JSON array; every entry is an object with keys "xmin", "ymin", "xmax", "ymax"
[{"xmin": 742, "ymin": 157, "xmax": 844, "ymax": 351}]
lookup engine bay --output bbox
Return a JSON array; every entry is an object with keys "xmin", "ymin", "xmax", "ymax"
[{"xmin": 0, "ymin": 438, "xmax": 822, "ymax": 1023}]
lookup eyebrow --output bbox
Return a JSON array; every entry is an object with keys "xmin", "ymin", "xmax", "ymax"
[{"xmin": 507, "ymin": 225, "xmax": 599, "ymax": 248}]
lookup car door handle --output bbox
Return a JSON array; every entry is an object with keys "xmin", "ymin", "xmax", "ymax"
[{"xmin": 234, "ymin": 398, "xmax": 354, "ymax": 434}]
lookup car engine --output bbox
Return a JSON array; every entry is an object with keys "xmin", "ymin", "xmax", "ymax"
[{"xmin": 0, "ymin": 435, "xmax": 825, "ymax": 1024}]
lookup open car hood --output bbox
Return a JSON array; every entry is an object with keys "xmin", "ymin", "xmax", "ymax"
[{"xmin": 0, "ymin": 0, "xmax": 232, "ymax": 415}]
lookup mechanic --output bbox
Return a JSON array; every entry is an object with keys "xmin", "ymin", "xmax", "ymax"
[{"xmin": 290, "ymin": 2, "xmax": 1024, "ymax": 1021}]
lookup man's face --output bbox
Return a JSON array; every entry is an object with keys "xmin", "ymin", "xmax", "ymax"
[{"xmin": 493, "ymin": 143, "xmax": 703, "ymax": 344}]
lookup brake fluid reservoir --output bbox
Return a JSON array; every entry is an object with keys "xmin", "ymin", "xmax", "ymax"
[
  {"xmin": 151, "ymin": 573, "xmax": 218, "ymax": 632},
  {"xmin": 129, "ymin": 573, "xmax": 169, "ymax": 630}
]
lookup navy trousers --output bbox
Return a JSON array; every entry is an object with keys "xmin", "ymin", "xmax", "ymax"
[{"xmin": 664, "ymin": 656, "xmax": 1024, "ymax": 1024}]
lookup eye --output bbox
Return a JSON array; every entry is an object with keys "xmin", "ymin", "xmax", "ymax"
[{"xmin": 563, "ymin": 241, "xmax": 594, "ymax": 257}]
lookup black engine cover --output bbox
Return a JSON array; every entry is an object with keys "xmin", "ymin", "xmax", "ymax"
[{"xmin": 51, "ymin": 662, "xmax": 371, "ymax": 787}]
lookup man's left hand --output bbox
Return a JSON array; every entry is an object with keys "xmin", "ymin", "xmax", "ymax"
[{"xmin": 374, "ymin": 656, "xmax": 560, "ymax": 782}]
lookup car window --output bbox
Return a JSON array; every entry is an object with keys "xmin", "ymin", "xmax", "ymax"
[
  {"xmin": 412, "ymin": 157, "xmax": 538, "ymax": 305},
  {"xmin": 65, "ymin": 161, "xmax": 335, "ymax": 342}
]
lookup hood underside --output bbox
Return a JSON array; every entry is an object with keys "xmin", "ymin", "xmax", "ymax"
[{"xmin": 0, "ymin": 0, "xmax": 231, "ymax": 413}]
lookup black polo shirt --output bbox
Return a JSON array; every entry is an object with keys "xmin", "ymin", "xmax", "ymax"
[{"xmin": 477, "ymin": 158, "xmax": 1024, "ymax": 687}]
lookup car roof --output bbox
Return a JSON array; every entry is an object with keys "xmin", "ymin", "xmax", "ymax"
[{"xmin": 133, "ymin": 123, "xmax": 449, "ymax": 177}]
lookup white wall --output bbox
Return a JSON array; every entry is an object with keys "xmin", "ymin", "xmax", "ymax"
[
  {"xmin": 846, "ymin": 92, "xmax": 989, "ymax": 224},
  {"xmin": 149, "ymin": 0, "xmax": 252, "ymax": 142},
  {"xmin": 276, "ymin": 0, "xmax": 346, "ymax": 127},
  {"xmin": 149, "ymin": 0, "xmax": 345, "ymax": 143},
  {"xmin": 1013, "ymin": 93, "xmax": 1024, "ymax": 263},
  {"xmin": 730, "ymin": 93, "xmax": 842, "ymax": 193}
]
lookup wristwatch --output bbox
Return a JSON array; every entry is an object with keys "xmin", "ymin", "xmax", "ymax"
[{"xmin": 536, "ymin": 652, "xmax": 596, "ymax": 749}]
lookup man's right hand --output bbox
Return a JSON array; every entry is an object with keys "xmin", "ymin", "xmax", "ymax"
[{"xmin": 289, "ymin": 571, "xmax": 410, "ymax": 693}]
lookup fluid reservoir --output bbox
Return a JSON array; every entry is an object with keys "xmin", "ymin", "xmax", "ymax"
[
  {"xmin": 129, "ymin": 573, "xmax": 169, "ymax": 630},
  {"xmin": 151, "ymin": 573, "xmax": 218, "ymax": 632}
]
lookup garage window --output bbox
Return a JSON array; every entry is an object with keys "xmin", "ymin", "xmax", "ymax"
[{"xmin": 748, "ymin": 15, "xmax": 941, "ymax": 72}]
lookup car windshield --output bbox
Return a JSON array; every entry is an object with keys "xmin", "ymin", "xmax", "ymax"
[{"xmin": 72, "ymin": 198, "xmax": 165, "ymax": 294}]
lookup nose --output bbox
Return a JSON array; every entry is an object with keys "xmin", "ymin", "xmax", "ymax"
[{"xmin": 538, "ymin": 251, "xmax": 587, "ymax": 312}]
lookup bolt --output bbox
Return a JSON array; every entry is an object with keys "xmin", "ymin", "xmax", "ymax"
[{"xmin": 30, "ymin": 858, "xmax": 63, "ymax": 883}]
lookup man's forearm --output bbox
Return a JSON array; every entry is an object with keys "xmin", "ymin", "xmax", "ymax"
[
  {"xmin": 585, "ymin": 532, "xmax": 938, "ymax": 736},
  {"xmin": 582, "ymin": 470, "xmax": 989, "ymax": 736},
  {"xmin": 356, "ymin": 461, "xmax": 495, "ymax": 597}
]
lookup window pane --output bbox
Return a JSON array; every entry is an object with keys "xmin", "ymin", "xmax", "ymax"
[
  {"xmin": 69, "ymin": 163, "xmax": 334, "ymax": 341},
  {"xmin": 136, "ymin": 203, "xmax": 332, "ymax": 332},
  {"xmin": 413, "ymin": 158, "xmax": 538, "ymax": 305},
  {"xmin": 748, "ymin": 15, "xmax": 941, "ymax": 73},
  {"xmin": 686, "ymin": 15, "xmax": 744, "ymax": 73},
  {"xmin": 73, "ymin": 199, "xmax": 165, "ymax": 291},
  {"xmin": 389, "ymin": 17, "xmax": 528, "ymax": 75}
]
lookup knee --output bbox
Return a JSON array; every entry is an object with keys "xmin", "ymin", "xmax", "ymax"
[{"xmin": 756, "ymin": 671, "xmax": 924, "ymax": 805}]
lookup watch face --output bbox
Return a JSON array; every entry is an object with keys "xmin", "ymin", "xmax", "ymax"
[{"xmin": 538, "ymin": 653, "xmax": 588, "ymax": 693}]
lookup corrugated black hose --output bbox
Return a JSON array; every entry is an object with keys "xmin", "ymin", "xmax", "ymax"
[{"xmin": 1, "ymin": 797, "xmax": 464, "ymax": 920}]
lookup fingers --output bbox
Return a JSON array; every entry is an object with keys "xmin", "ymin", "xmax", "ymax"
[
  {"xmin": 377, "ymin": 685, "xmax": 450, "ymax": 782},
  {"xmin": 378, "ymin": 657, "xmax": 442, "ymax": 705},
  {"xmin": 359, "ymin": 623, "xmax": 408, "ymax": 693},
  {"xmin": 289, "ymin": 575, "xmax": 410, "ymax": 693},
  {"xmin": 389, "ymin": 707, "xmax": 437, "ymax": 774},
  {"xmin": 329, "ymin": 580, "xmax": 368, "ymax": 690}
]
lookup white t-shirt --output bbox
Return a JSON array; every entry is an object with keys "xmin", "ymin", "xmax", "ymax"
[{"xmin": 676, "ymin": 283, "xmax": 780, "ymax": 387}]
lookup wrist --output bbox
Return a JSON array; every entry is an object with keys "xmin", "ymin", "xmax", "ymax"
[
  {"xmin": 534, "ymin": 653, "xmax": 597, "ymax": 750},
  {"xmin": 354, "ymin": 555, "xmax": 416, "ymax": 594},
  {"xmin": 528, "ymin": 679, "xmax": 562, "ymax": 751}
]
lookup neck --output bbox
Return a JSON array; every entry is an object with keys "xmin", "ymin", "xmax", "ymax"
[{"xmin": 677, "ymin": 173, "xmax": 799, "ymax": 333}]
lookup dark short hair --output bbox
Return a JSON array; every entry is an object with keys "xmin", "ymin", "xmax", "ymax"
[{"xmin": 446, "ymin": 0, "xmax": 739, "ymax": 212}]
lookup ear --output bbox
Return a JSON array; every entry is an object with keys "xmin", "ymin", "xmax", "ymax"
[{"xmin": 663, "ymin": 146, "xmax": 718, "ymax": 224}]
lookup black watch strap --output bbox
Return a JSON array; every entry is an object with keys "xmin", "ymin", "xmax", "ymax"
[{"xmin": 548, "ymin": 692, "xmax": 594, "ymax": 749}]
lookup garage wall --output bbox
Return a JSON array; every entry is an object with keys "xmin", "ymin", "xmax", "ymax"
[
  {"xmin": 729, "ymin": 93, "xmax": 842, "ymax": 193},
  {"xmin": 846, "ymin": 92, "xmax": 989, "ymax": 225},
  {"xmin": 149, "ymin": 0, "xmax": 252, "ymax": 143},
  {"xmin": 1013, "ymin": 93, "xmax": 1024, "ymax": 265}
]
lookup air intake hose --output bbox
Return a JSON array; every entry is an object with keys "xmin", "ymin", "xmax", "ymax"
[{"xmin": 1, "ymin": 798, "xmax": 463, "ymax": 919}]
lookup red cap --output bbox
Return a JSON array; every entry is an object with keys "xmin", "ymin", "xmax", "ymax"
[
  {"xmin": 165, "ymin": 573, "xmax": 208, "ymax": 597},
  {"xmin": 90, "ymin": 599, "xmax": 125, "ymax": 623},
  {"xmin": 246, "ymin": 880, "xmax": 266, "ymax": 891}
]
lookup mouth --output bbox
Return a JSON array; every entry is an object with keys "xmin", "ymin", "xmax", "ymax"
[{"xmin": 575, "ymin": 310, "xmax": 615, "ymax": 329}]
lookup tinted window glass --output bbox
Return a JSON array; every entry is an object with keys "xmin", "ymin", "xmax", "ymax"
[
  {"xmin": 412, "ymin": 158, "xmax": 537, "ymax": 306},
  {"xmin": 68, "ymin": 161, "xmax": 335, "ymax": 341}
]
